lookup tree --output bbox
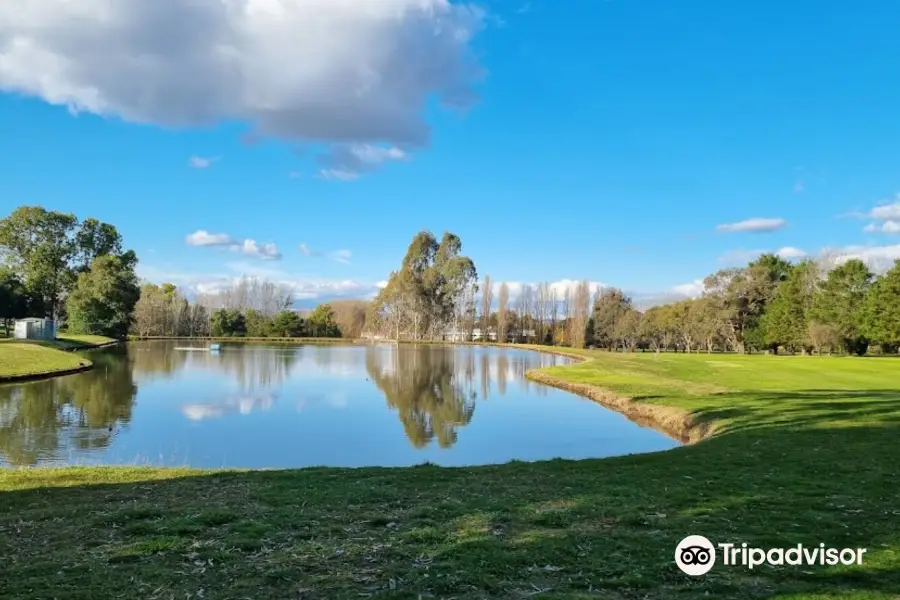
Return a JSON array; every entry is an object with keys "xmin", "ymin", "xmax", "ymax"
[
  {"xmin": 367, "ymin": 231, "xmax": 477, "ymax": 340},
  {"xmin": 329, "ymin": 300, "xmax": 369, "ymax": 339},
  {"xmin": 808, "ymin": 320, "xmax": 840, "ymax": 355},
  {"xmin": 591, "ymin": 288, "xmax": 631, "ymax": 350},
  {"xmin": 0, "ymin": 206, "xmax": 131, "ymax": 319},
  {"xmin": 641, "ymin": 305, "xmax": 674, "ymax": 352},
  {"xmin": 480, "ymin": 275, "xmax": 493, "ymax": 339},
  {"xmin": 308, "ymin": 304, "xmax": 340, "ymax": 337},
  {"xmin": 65, "ymin": 255, "xmax": 140, "ymax": 339},
  {"xmin": 0, "ymin": 268, "xmax": 29, "ymax": 336},
  {"xmin": 863, "ymin": 260, "xmax": 900, "ymax": 351},
  {"xmin": 497, "ymin": 283, "xmax": 509, "ymax": 342},
  {"xmin": 570, "ymin": 280, "xmax": 592, "ymax": 348},
  {"xmin": 270, "ymin": 311, "xmax": 306, "ymax": 338},
  {"xmin": 703, "ymin": 266, "xmax": 774, "ymax": 354},
  {"xmin": 614, "ymin": 308, "xmax": 642, "ymax": 351},
  {"xmin": 811, "ymin": 259, "xmax": 873, "ymax": 355},
  {"xmin": 211, "ymin": 309, "xmax": 247, "ymax": 337},
  {"xmin": 760, "ymin": 260, "xmax": 819, "ymax": 353}
]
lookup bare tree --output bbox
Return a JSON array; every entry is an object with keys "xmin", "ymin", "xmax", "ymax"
[
  {"xmin": 561, "ymin": 287, "xmax": 572, "ymax": 345},
  {"xmin": 497, "ymin": 282, "xmax": 509, "ymax": 343},
  {"xmin": 570, "ymin": 280, "xmax": 592, "ymax": 348},
  {"xmin": 480, "ymin": 275, "xmax": 493, "ymax": 340}
]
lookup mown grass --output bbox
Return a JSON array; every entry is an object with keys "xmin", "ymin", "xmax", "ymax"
[
  {"xmin": 1, "ymin": 350, "xmax": 899, "ymax": 599},
  {"xmin": 0, "ymin": 342, "xmax": 91, "ymax": 379}
]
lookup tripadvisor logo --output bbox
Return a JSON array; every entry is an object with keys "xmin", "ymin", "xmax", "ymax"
[{"xmin": 675, "ymin": 535, "xmax": 867, "ymax": 576}]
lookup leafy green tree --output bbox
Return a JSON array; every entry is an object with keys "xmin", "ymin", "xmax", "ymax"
[
  {"xmin": 863, "ymin": 260, "xmax": 900, "ymax": 351},
  {"xmin": 308, "ymin": 304, "xmax": 340, "ymax": 337},
  {"xmin": 761, "ymin": 260, "xmax": 819, "ymax": 352},
  {"xmin": 244, "ymin": 309, "xmax": 273, "ymax": 337},
  {"xmin": 810, "ymin": 259, "xmax": 873, "ymax": 355},
  {"xmin": 210, "ymin": 309, "xmax": 247, "ymax": 337},
  {"xmin": 368, "ymin": 231, "xmax": 477, "ymax": 340},
  {"xmin": 270, "ymin": 311, "xmax": 306, "ymax": 337},
  {"xmin": 65, "ymin": 255, "xmax": 140, "ymax": 339},
  {"xmin": 591, "ymin": 288, "xmax": 631, "ymax": 350},
  {"xmin": 0, "ymin": 206, "xmax": 131, "ymax": 318},
  {"xmin": 0, "ymin": 268, "xmax": 29, "ymax": 336}
]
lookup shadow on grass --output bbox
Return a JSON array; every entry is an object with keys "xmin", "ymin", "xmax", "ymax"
[
  {"xmin": 690, "ymin": 389, "xmax": 900, "ymax": 435},
  {"xmin": 2, "ymin": 425, "xmax": 899, "ymax": 599}
]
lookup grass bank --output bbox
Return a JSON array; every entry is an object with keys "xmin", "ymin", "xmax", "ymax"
[
  {"xmin": 0, "ymin": 334, "xmax": 118, "ymax": 381},
  {"xmin": 2, "ymin": 350, "xmax": 899, "ymax": 599}
]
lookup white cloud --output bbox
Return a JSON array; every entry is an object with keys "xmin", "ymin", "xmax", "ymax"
[
  {"xmin": 864, "ymin": 220, "xmax": 900, "ymax": 234},
  {"xmin": 317, "ymin": 144, "xmax": 409, "ymax": 180},
  {"xmin": 827, "ymin": 244, "xmax": 900, "ymax": 274},
  {"xmin": 188, "ymin": 156, "xmax": 218, "ymax": 169},
  {"xmin": 139, "ymin": 263, "xmax": 384, "ymax": 303},
  {"xmin": 0, "ymin": 0, "xmax": 485, "ymax": 176},
  {"xmin": 185, "ymin": 230, "xmax": 235, "ymax": 246},
  {"xmin": 671, "ymin": 280, "xmax": 705, "ymax": 298},
  {"xmin": 234, "ymin": 239, "xmax": 281, "ymax": 260},
  {"xmin": 870, "ymin": 199, "xmax": 900, "ymax": 221},
  {"xmin": 716, "ymin": 218, "xmax": 787, "ymax": 233},
  {"xmin": 775, "ymin": 246, "xmax": 808, "ymax": 260},
  {"xmin": 185, "ymin": 229, "xmax": 280, "ymax": 260}
]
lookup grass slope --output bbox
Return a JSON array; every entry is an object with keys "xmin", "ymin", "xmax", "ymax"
[
  {"xmin": 0, "ymin": 343, "xmax": 91, "ymax": 379},
  {"xmin": 2, "ymin": 351, "xmax": 899, "ymax": 599},
  {"xmin": 0, "ymin": 334, "xmax": 116, "ymax": 380}
]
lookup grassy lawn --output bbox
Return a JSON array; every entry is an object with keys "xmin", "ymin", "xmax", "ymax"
[
  {"xmin": 0, "ymin": 342, "xmax": 91, "ymax": 380},
  {"xmin": 1, "ymin": 350, "xmax": 899, "ymax": 599}
]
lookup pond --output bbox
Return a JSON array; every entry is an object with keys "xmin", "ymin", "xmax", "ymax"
[{"xmin": 0, "ymin": 342, "xmax": 678, "ymax": 468}]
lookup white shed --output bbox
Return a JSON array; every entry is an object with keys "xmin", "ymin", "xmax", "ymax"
[{"xmin": 13, "ymin": 318, "xmax": 57, "ymax": 341}]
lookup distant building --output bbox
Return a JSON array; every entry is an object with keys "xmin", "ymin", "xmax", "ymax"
[{"xmin": 14, "ymin": 318, "xmax": 57, "ymax": 341}]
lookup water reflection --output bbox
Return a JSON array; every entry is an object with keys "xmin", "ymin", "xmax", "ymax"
[
  {"xmin": 365, "ymin": 345, "xmax": 477, "ymax": 448},
  {"xmin": 182, "ymin": 392, "xmax": 277, "ymax": 421},
  {"xmin": 131, "ymin": 343, "xmax": 301, "ymax": 391},
  {"xmin": 0, "ymin": 347, "xmax": 136, "ymax": 466},
  {"xmin": 0, "ymin": 342, "xmax": 678, "ymax": 468}
]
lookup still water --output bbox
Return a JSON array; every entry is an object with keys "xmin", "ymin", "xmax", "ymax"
[{"xmin": 0, "ymin": 342, "xmax": 678, "ymax": 468}]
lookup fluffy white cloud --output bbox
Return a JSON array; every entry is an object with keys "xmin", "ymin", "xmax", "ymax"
[
  {"xmin": 870, "ymin": 199, "xmax": 900, "ymax": 221},
  {"xmin": 185, "ymin": 229, "xmax": 281, "ymax": 260},
  {"xmin": 716, "ymin": 218, "xmax": 787, "ymax": 233},
  {"xmin": 0, "ymin": 0, "xmax": 485, "ymax": 175},
  {"xmin": 235, "ymin": 239, "xmax": 281, "ymax": 260},
  {"xmin": 775, "ymin": 246, "xmax": 808, "ymax": 260},
  {"xmin": 185, "ymin": 230, "xmax": 235, "ymax": 246},
  {"xmin": 864, "ymin": 220, "xmax": 900, "ymax": 234}
]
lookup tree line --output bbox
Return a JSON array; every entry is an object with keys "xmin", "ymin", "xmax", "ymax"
[
  {"xmin": 365, "ymin": 230, "xmax": 900, "ymax": 355},
  {"xmin": 3, "ymin": 207, "xmax": 898, "ymax": 353}
]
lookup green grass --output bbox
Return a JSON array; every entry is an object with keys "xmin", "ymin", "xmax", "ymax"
[
  {"xmin": 0, "ymin": 342, "xmax": 91, "ymax": 379},
  {"xmin": 2, "ymin": 350, "xmax": 899, "ymax": 599},
  {"xmin": 55, "ymin": 333, "xmax": 118, "ymax": 347}
]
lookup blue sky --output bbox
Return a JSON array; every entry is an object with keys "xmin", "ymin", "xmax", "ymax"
[{"xmin": 2, "ymin": 0, "xmax": 900, "ymax": 307}]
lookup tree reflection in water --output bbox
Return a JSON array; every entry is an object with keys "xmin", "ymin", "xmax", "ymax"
[
  {"xmin": 365, "ymin": 345, "xmax": 476, "ymax": 449},
  {"xmin": 0, "ymin": 347, "xmax": 137, "ymax": 466},
  {"xmin": 131, "ymin": 342, "xmax": 300, "ymax": 392}
]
